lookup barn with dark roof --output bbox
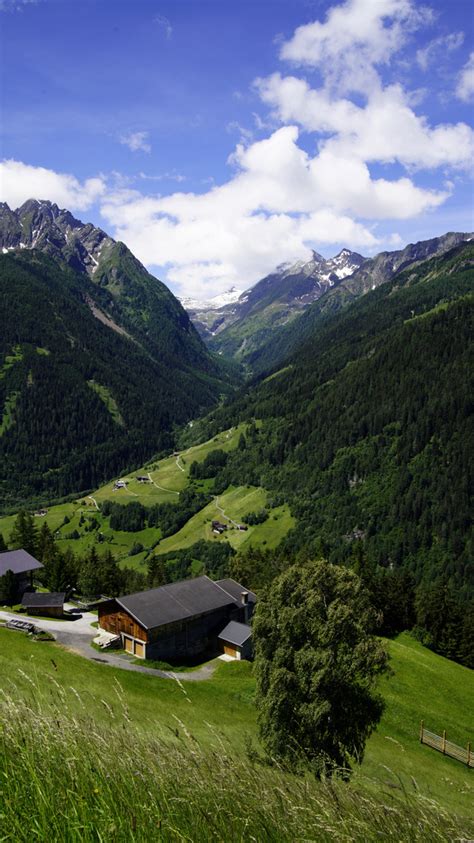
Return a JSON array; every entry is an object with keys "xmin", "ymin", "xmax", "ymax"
[
  {"xmin": 98, "ymin": 575, "xmax": 255, "ymax": 661},
  {"xmin": 0, "ymin": 550, "xmax": 43, "ymax": 601}
]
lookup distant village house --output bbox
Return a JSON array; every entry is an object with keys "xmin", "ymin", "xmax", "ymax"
[{"xmin": 212, "ymin": 520, "xmax": 228, "ymax": 534}]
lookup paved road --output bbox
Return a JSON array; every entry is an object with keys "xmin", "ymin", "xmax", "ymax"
[{"xmin": 0, "ymin": 606, "xmax": 218, "ymax": 682}]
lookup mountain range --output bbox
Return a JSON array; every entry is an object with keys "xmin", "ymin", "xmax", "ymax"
[
  {"xmin": 0, "ymin": 201, "xmax": 232, "ymax": 508},
  {"xmin": 184, "ymin": 233, "xmax": 471, "ymax": 368}
]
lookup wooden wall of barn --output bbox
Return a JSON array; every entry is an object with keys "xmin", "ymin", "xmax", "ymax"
[{"xmin": 99, "ymin": 600, "xmax": 147, "ymax": 642}]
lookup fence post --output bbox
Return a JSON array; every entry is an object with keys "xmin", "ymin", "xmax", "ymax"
[
  {"xmin": 442, "ymin": 730, "xmax": 447, "ymax": 754},
  {"xmin": 467, "ymin": 742, "xmax": 471, "ymax": 768},
  {"xmin": 419, "ymin": 720, "xmax": 424, "ymax": 743}
]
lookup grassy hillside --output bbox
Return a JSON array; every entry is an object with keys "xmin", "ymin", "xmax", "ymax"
[
  {"xmin": 0, "ymin": 628, "xmax": 472, "ymax": 840},
  {"xmin": 0, "ymin": 425, "xmax": 294, "ymax": 572}
]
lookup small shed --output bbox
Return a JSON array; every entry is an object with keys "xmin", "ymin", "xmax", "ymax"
[
  {"xmin": 21, "ymin": 592, "xmax": 66, "ymax": 618},
  {"xmin": 218, "ymin": 620, "xmax": 252, "ymax": 660}
]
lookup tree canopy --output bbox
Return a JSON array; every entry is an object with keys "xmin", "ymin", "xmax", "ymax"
[{"xmin": 253, "ymin": 559, "xmax": 388, "ymax": 776}]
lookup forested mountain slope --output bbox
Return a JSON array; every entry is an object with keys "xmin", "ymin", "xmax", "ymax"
[
  {"xmin": 225, "ymin": 232, "xmax": 471, "ymax": 373},
  {"xmin": 0, "ymin": 200, "xmax": 229, "ymax": 377},
  {"xmin": 0, "ymin": 249, "xmax": 231, "ymax": 509},
  {"xmin": 195, "ymin": 242, "xmax": 474, "ymax": 596}
]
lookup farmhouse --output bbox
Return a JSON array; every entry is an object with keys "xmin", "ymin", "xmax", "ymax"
[
  {"xmin": 0, "ymin": 549, "xmax": 43, "ymax": 600},
  {"xmin": 98, "ymin": 575, "xmax": 255, "ymax": 661},
  {"xmin": 211, "ymin": 520, "xmax": 227, "ymax": 534},
  {"xmin": 21, "ymin": 591, "xmax": 65, "ymax": 618}
]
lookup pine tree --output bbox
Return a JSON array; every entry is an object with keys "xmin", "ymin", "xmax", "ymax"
[
  {"xmin": 0, "ymin": 569, "xmax": 17, "ymax": 606},
  {"xmin": 9, "ymin": 511, "xmax": 38, "ymax": 557}
]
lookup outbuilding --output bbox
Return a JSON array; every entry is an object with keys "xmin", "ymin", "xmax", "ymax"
[
  {"xmin": 218, "ymin": 620, "xmax": 253, "ymax": 660},
  {"xmin": 21, "ymin": 591, "xmax": 66, "ymax": 618}
]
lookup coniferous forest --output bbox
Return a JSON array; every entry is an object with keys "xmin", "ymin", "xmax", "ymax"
[{"xmin": 0, "ymin": 251, "xmax": 232, "ymax": 508}]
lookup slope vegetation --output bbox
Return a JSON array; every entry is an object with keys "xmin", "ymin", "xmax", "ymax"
[
  {"xmin": 195, "ymin": 242, "xmax": 474, "ymax": 595},
  {"xmin": 0, "ymin": 250, "xmax": 231, "ymax": 509}
]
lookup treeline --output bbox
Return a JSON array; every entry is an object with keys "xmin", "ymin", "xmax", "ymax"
[
  {"xmin": 100, "ymin": 487, "xmax": 211, "ymax": 537},
  {"xmin": 0, "ymin": 512, "xmax": 145, "ymax": 601}
]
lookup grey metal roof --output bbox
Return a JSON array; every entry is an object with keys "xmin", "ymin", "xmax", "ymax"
[
  {"xmin": 218, "ymin": 621, "xmax": 252, "ymax": 647},
  {"xmin": 215, "ymin": 578, "xmax": 256, "ymax": 605},
  {"xmin": 0, "ymin": 550, "xmax": 43, "ymax": 578},
  {"xmin": 21, "ymin": 592, "xmax": 65, "ymax": 608},
  {"xmin": 116, "ymin": 575, "xmax": 250, "ymax": 631}
]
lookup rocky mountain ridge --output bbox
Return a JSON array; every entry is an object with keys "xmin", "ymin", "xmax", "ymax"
[
  {"xmin": 186, "ymin": 248, "xmax": 367, "ymax": 342},
  {"xmin": 0, "ymin": 199, "xmax": 115, "ymax": 278},
  {"xmin": 197, "ymin": 232, "xmax": 472, "ymax": 364}
]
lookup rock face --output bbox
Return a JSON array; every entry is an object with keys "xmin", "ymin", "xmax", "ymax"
[
  {"xmin": 0, "ymin": 200, "xmax": 230, "ymax": 373},
  {"xmin": 337, "ymin": 232, "xmax": 473, "ymax": 298},
  {"xmin": 0, "ymin": 199, "xmax": 115, "ymax": 276}
]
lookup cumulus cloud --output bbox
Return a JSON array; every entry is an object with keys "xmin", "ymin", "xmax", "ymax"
[
  {"xmin": 456, "ymin": 53, "xmax": 474, "ymax": 102},
  {"xmin": 99, "ymin": 124, "xmax": 447, "ymax": 299},
  {"xmin": 2, "ymin": 0, "xmax": 469, "ymax": 300},
  {"xmin": 119, "ymin": 131, "xmax": 151, "ymax": 153},
  {"xmin": 0, "ymin": 159, "xmax": 105, "ymax": 211},
  {"xmin": 257, "ymin": 73, "xmax": 474, "ymax": 171},
  {"xmin": 280, "ymin": 0, "xmax": 432, "ymax": 95}
]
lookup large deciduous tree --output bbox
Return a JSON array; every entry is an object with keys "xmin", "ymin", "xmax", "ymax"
[{"xmin": 253, "ymin": 559, "xmax": 388, "ymax": 776}]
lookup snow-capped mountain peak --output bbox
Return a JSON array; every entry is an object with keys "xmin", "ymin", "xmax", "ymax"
[{"xmin": 179, "ymin": 286, "xmax": 243, "ymax": 311}]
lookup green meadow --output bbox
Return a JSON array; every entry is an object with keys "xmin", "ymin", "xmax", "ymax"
[
  {"xmin": 0, "ymin": 424, "xmax": 294, "ymax": 571},
  {"xmin": 0, "ymin": 627, "xmax": 472, "ymax": 837}
]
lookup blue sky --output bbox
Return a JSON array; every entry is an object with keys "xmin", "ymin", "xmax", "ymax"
[{"xmin": 1, "ymin": 0, "xmax": 473, "ymax": 299}]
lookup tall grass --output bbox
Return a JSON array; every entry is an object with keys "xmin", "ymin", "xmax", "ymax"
[{"xmin": 0, "ymin": 674, "xmax": 472, "ymax": 842}]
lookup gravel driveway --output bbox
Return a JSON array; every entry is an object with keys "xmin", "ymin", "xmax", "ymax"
[{"xmin": 0, "ymin": 605, "xmax": 218, "ymax": 682}]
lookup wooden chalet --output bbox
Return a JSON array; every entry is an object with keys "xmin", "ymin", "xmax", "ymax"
[
  {"xmin": 98, "ymin": 575, "xmax": 255, "ymax": 661},
  {"xmin": 0, "ymin": 550, "xmax": 43, "ymax": 601}
]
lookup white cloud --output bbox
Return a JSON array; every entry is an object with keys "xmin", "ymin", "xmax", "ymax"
[
  {"xmin": 154, "ymin": 14, "xmax": 172, "ymax": 40},
  {"xmin": 416, "ymin": 32, "xmax": 464, "ymax": 71},
  {"xmin": 139, "ymin": 171, "xmax": 186, "ymax": 183},
  {"xmin": 256, "ymin": 74, "xmax": 474, "ymax": 171},
  {"xmin": 456, "ymin": 53, "xmax": 474, "ymax": 102},
  {"xmin": 279, "ymin": 0, "xmax": 432, "ymax": 95},
  {"xmin": 119, "ymin": 131, "xmax": 151, "ymax": 153},
  {"xmin": 99, "ymin": 125, "xmax": 446, "ymax": 299},
  {"xmin": 2, "ymin": 1, "xmax": 469, "ymax": 300},
  {"xmin": 0, "ymin": 159, "xmax": 105, "ymax": 211}
]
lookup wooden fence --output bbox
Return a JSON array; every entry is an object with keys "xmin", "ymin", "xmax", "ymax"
[{"xmin": 420, "ymin": 721, "xmax": 473, "ymax": 767}]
